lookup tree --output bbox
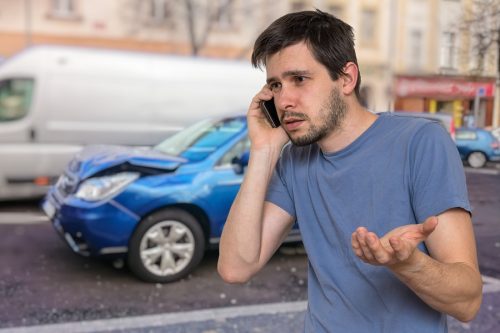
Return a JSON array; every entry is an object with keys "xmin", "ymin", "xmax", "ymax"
[
  {"xmin": 459, "ymin": 0, "xmax": 499, "ymax": 75},
  {"xmin": 121, "ymin": 0, "xmax": 250, "ymax": 56},
  {"xmin": 458, "ymin": 0, "xmax": 500, "ymax": 127},
  {"xmin": 183, "ymin": 0, "xmax": 236, "ymax": 56}
]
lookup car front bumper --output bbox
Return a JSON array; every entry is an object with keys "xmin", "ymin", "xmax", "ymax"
[{"xmin": 43, "ymin": 191, "xmax": 140, "ymax": 257}]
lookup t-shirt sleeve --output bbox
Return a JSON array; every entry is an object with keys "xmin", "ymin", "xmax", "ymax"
[
  {"xmin": 265, "ymin": 151, "xmax": 296, "ymax": 218},
  {"xmin": 409, "ymin": 122, "xmax": 471, "ymax": 223}
]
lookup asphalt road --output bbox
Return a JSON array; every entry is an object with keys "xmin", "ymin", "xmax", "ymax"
[{"xmin": 0, "ymin": 166, "xmax": 499, "ymax": 332}]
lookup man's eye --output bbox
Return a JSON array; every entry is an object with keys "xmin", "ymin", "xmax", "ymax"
[
  {"xmin": 295, "ymin": 76, "xmax": 306, "ymax": 83},
  {"xmin": 269, "ymin": 82, "xmax": 281, "ymax": 92}
]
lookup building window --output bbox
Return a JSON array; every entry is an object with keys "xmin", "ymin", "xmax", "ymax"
[
  {"xmin": 291, "ymin": 0, "xmax": 308, "ymax": 12},
  {"xmin": 213, "ymin": 0, "xmax": 235, "ymax": 30},
  {"xmin": 148, "ymin": 0, "xmax": 171, "ymax": 24},
  {"xmin": 360, "ymin": 9, "xmax": 377, "ymax": 45},
  {"xmin": 440, "ymin": 32, "xmax": 456, "ymax": 70},
  {"xmin": 409, "ymin": 30, "xmax": 423, "ymax": 71},
  {"xmin": 468, "ymin": 33, "xmax": 488, "ymax": 73},
  {"xmin": 327, "ymin": 4, "xmax": 344, "ymax": 19},
  {"xmin": 49, "ymin": 0, "xmax": 79, "ymax": 19}
]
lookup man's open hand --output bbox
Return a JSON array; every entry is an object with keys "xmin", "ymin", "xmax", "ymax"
[{"xmin": 351, "ymin": 216, "xmax": 438, "ymax": 267}]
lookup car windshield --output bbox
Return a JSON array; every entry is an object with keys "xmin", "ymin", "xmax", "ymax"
[{"xmin": 154, "ymin": 117, "xmax": 246, "ymax": 162}]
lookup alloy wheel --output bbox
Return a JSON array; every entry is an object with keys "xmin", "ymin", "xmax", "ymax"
[
  {"xmin": 139, "ymin": 220, "xmax": 195, "ymax": 276},
  {"xmin": 467, "ymin": 152, "xmax": 487, "ymax": 168}
]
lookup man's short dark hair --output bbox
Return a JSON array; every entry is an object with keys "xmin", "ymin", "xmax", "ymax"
[{"xmin": 251, "ymin": 9, "xmax": 361, "ymax": 98}]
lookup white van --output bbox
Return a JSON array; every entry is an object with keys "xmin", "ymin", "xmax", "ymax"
[{"xmin": 0, "ymin": 46, "xmax": 265, "ymax": 200}]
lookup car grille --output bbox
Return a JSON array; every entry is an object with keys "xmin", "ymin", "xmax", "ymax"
[{"xmin": 55, "ymin": 173, "xmax": 79, "ymax": 198}]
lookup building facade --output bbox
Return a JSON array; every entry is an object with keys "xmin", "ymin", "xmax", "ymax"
[
  {"xmin": 391, "ymin": 0, "xmax": 498, "ymax": 127},
  {"xmin": 0, "ymin": 0, "xmax": 497, "ymax": 126}
]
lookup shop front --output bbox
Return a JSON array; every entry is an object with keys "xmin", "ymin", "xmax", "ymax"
[{"xmin": 394, "ymin": 75, "xmax": 496, "ymax": 128}]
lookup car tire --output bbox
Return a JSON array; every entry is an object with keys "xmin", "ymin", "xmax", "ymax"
[
  {"xmin": 127, "ymin": 208, "xmax": 205, "ymax": 283},
  {"xmin": 467, "ymin": 151, "xmax": 487, "ymax": 168}
]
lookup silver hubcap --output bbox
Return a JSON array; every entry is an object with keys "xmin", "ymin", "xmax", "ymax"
[
  {"xmin": 140, "ymin": 220, "xmax": 195, "ymax": 276},
  {"xmin": 468, "ymin": 152, "xmax": 486, "ymax": 168}
]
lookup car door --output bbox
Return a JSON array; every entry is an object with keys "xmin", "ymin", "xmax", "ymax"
[
  {"xmin": 204, "ymin": 136, "xmax": 250, "ymax": 241},
  {"xmin": 0, "ymin": 77, "xmax": 45, "ymax": 198},
  {"xmin": 455, "ymin": 130, "xmax": 477, "ymax": 158}
]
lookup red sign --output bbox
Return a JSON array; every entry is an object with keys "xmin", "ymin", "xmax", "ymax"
[{"xmin": 395, "ymin": 77, "xmax": 495, "ymax": 98}]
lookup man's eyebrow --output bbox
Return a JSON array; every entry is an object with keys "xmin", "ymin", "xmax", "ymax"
[{"xmin": 266, "ymin": 70, "xmax": 311, "ymax": 84}]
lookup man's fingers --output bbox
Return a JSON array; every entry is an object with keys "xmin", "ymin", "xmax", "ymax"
[
  {"xmin": 353, "ymin": 221, "xmax": 433, "ymax": 266},
  {"xmin": 359, "ymin": 239, "xmax": 375, "ymax": 261},
  {"xmin": 356, "ymin": 228, "xmax": 375, "ymax": 261},
  {"xmin": 390, "ymin": 237, "xmax": 412, "ymax": 261},
  {"xmin": 249, "ymin": 85, "xmax": 273, "ymax": 112},
  {"xmin": 366, "ymin": 232, "xmax": 391, "ymax": 264},
  {"xmin": 351, "ymin": 232, "xmax": 364, "ymax": 257}
]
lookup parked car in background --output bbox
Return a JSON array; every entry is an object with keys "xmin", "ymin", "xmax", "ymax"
[
  {"xmin": 490, "ymin": 127, "xmax": 500, "ymax": 141},
  {"xmin": 455, "ymin": 128, "xmax": 500, "ymax": 168},
  {"xmin": 42, "ymin": 115, "xmax": 300, "ymax": 283},
  {"xmin": 389, "ymin": 111, "xmax": 455, "ymax": 138}
]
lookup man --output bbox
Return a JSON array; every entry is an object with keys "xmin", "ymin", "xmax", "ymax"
[{"xmin": 217, "ymin": 10, "xmax": 482, "ymax": 332}]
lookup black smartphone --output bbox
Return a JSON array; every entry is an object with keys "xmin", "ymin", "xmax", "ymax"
[{"xmin": 260, "ymin": 98, "xmax": 280, "ymax": 128}]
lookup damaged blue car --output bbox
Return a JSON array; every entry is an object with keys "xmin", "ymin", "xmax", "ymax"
[{"xmin": 42, "ymin": 115, "xmax": 300, "ymax": 283}]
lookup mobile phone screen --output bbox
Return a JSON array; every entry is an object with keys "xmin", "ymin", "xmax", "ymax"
[{"xmin": 260, "ymin": 99, "xmax": 280, "ymax": 128}]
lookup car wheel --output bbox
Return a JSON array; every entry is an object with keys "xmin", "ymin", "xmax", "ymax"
[
  {"xmin": 128, "ymin": 209, "xmax": 205, "ymax": 283},
  {"xmin": 467, "ymin": 151, "xmax": 487, "ymax": 168}
]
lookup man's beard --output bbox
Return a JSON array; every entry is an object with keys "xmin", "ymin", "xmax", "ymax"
[{"xmin": 286, "ymin": 87, "xmax": 347, "ymax": 146}]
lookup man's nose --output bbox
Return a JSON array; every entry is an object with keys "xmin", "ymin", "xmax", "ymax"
[{"xmin": 275, "ymin": 86, "xmax": 297, "ymax": 111}]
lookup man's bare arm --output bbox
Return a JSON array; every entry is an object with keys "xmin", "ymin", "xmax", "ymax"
[
  {"xmin": 217, "ymin": 147, "xmax": 295, "ymax": 283},
  {"xmin": 352, "ymin": 208, "xmax": 482, "ymax": 322},
  {"xmin": 218, "ymin": 87, "xmax": 295, "ymax": 284}
]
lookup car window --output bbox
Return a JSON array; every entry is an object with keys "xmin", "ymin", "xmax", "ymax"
[
  {"xmin": 456, "ymin": 131, "xmax": 477, "ymax": 140},
  {"xmin": 217, "ymin": 136, "xmax": 250, "ymax": 167},
  {"xmin": 0, "ymin": 78, "xmax": 34, "ymax": 122},
  {"xmin": 492, "ymin": 128, "xmax": 500, "ymax": 141},
  {"xmin": 154, "ymin": 117, "xmax": 246, "ymax": 162}
]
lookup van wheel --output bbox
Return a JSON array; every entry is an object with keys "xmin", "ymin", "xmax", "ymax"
[
  {"xmin": 467, "ymin": 152, "xmax": 487, "ymax": 168},
  {"xmin": 128, "ymin": 209, "xmax": 205, "ymax": 283}
]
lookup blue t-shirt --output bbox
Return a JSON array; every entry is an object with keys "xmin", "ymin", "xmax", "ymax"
[{"xmin": 266, "ymin": 112, "xmax": 471, "ymax": 333}]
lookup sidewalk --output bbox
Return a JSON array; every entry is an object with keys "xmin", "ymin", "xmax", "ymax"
[{"xmin": 0, "ymin": 302, "xmax": 307, "ymax": 333}]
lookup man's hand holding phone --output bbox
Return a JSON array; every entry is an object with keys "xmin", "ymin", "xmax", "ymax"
[
  {"xmin": 247, "ymin": 86, "xmax": 288, "ymax": 150},
  {"xmin": 260, "ymin": 99, "xmax": 280, "ymax": 128}
]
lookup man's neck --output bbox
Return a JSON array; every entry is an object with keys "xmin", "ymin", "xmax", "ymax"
[{"xmin": 318, "ymin": 105, "xmax": 378, "ymax": 154}]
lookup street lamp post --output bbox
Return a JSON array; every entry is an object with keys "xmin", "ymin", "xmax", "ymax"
[
  {"xmin": 494, "ymin": 35, "xmax": 500, "ymax": 128},
  {"xmin": 495, "ymin": 74, "xmax": 500, "ymax": 128}
]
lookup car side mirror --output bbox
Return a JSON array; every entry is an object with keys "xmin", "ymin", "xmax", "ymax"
[{"xmin": 231, "ymin": 150, "xmax": 250, "ymax": 174}]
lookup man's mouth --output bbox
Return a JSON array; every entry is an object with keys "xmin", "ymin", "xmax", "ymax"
[{"xmin": 283, "ymin": 117, "xmax": 305, "ymax": 131}]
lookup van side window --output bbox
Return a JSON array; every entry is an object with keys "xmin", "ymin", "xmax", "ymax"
[{"xmin": 0, "ymin": 78, "xmax": 34, "ymax": 122}]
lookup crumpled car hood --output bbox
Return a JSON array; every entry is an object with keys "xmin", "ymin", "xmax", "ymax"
[{"xmin": 68, "ymin": 145, "xmax": 186, "ymax": 179}]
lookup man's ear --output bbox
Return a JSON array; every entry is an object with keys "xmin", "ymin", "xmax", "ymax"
[{"xmin": 341, "ymin": 62, "xmax": 358, "ymax": 95}]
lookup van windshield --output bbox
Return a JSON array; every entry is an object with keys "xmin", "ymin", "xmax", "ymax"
[{"xmin": 154, "ymin": 117, "xmax": 246, "ymax": 162}]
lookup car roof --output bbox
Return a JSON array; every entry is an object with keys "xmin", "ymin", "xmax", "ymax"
[{"xmin": 457, "ymin": 128, "xmax": 488, "ymax": 132}]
